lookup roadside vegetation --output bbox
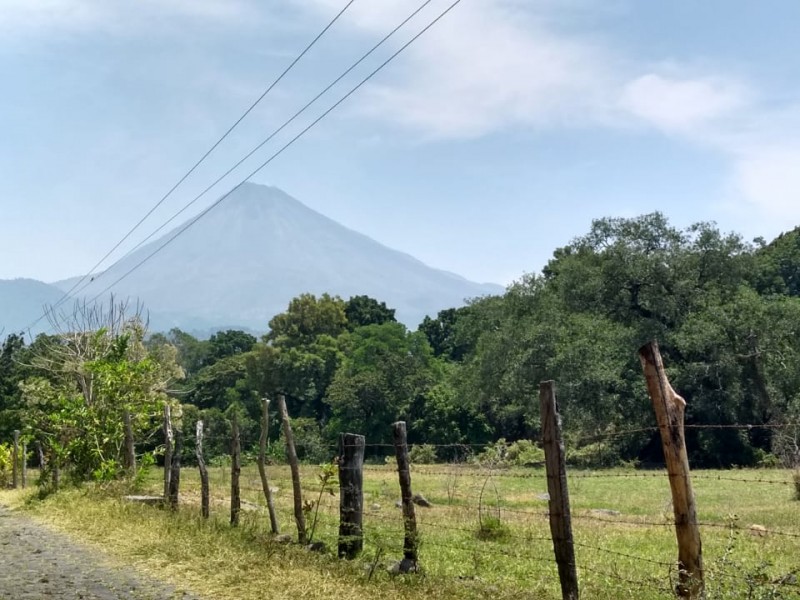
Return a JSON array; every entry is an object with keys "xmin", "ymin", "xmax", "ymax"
[{"xmin": 2, "ymin": 212, "xmax": 800, "ymax": 598}]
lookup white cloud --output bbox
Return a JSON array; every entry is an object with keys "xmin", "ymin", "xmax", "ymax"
[{"xmin": 620, "ymin": 73, "xmax": 748, "ymax": 133}]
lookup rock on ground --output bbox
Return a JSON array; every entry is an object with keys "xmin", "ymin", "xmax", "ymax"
[{"xmin": 0, "ymin": 505, "xmax": 199, "ymax": 599}]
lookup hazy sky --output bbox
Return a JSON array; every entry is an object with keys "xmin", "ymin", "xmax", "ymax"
[{"xmin": 2, "ymin": 0, "xmax": 799, "ymax": 287}]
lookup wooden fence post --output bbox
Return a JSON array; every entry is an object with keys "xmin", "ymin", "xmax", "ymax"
[
  {"xmin": 123, "ymin": 409, "xmax": 136, "ymax": 475},
  {"xmin": 163, "ymin": 403, "xmax": 173, "ymax": 500},
  {"xmin": 196, "ymin": 420, "xmax": 209, "ymax": 519},
  {"xmin": 21, "ymin": 442, "xmax": 26, "ymax": 489},
  {"xmin": 338, "ymin": 433, "xmax": 365, "ymax": 559},
  {"xmin": 392, "ymin": 421, "xmax": 419, "ymax": 573},
  {"xmin": 168, "ymin": 428, "xmax": 182, "ymax": 511},
  {"xmin": 12, "ymin": 430, "xmax": 19, "ymax": 489},
  {"xmin": 277, "ymin": 394, "xmax": 306, "ymax": 544},
  {"xmin": 639, "ymin": 341, "xmax": 703, "ymax": 599},
  {"xmin": 230, "ymin": 412, "xmax": 241, "ymax": 526},
  {"xmin": 258, "ymin": 397, "xmax": 280, "ymax": 534},
  {"xmin": 539, "ymin": 381, "xmax": 579, "ymax": 600}
]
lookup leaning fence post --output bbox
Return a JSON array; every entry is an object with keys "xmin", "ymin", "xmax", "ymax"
[
  {"xmin": 277, "ymin": 394, "xmax": 307, "ymax": 544},
  {"xmin": 21, "ymin": 441, "xmax": 27, "ymax": 489},
  {"xmin": 539, "ymin": 381, "xmax": 579, "ymax": 600},
  {"xmin": 12, "ymin": 430, "xmax": 19, "ymax": 489},
  {"xmin": 163, "ymin": 403, "xmax": 173, "ymax": 500},
  {"xmin": 338, "ymin": 432, "xmax": 365, "ymax": 559},
  {"xmin": 196, "ymin": 420, "xmax": 209, "ymax": 519},
  {"xmin": 258, "ymin": 397, "xmax": 280, "ymax": 534},
  {"xmin": 639, "ymin": 341, "xmax": 704, "ymax": 599},
  {"xmin": 230, "ymin": 412, "xmax": 241, "ymax": 526},
  {"xmin": 168, "ymin": 427, "xmax": 182, "ymax": 511},
  {"xmin": 392, "ymin": 421, "xmax": 419, "ymax": 573}
]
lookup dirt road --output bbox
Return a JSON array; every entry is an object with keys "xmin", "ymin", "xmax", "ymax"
[{"xmin": 0, "ymin": 506, "xmax": 197, "ymax": 600}]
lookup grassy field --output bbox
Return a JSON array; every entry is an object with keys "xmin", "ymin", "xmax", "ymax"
[{"xmin": 2, "ymin": 463, "xmax": 799, "ymax": 599}]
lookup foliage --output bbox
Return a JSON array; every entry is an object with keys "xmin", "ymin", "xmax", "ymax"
[
  {"xmin": 471, "ymin": 438, "xmax": 545, "ymax": 467},
  {"xmin": 19, "ymin": 312, "xmax": 183, "ymax": 484},
  {"xmin": 0, "ymin": 442, "xmax": 12, "ymax": 487},
  {"xmin": 408, "ymin": 444, "xmax": 437, "ymax": 465},
  {"xmin": 344, "ymin": 295, "xmax": 396, "ymax": 329}
]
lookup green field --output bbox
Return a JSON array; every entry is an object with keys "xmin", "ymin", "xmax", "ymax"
[{"xmin": 4, "ymin": 464, "xmax": 798, "ymax": 600}]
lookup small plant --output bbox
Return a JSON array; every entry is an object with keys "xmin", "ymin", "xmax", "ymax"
[
  {"xmin": 475, "ymin": 516, "xmax": 511, "ymax": 542},
  {"xmin": 409, "ymin": 444, "xmax": 437, "ymax": 465},
  {"xmin": 306, "ymin": 459, "xmax": 338, "ymax": 543}
]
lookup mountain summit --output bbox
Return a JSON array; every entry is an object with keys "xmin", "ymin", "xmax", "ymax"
[{"xmin": 44, "ymin": 183, "xmax": 502, "ymax": 333}]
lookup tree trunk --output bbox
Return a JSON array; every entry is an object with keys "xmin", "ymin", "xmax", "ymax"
[
  {"xmin": 338, "ymin": 433, "xmax": 365, "ymax": 559},
  {"xmin": 258, "ymin": 397, "xmax": 280, "ymax": 534},
  {"xmin": 163, "ymin": 403, "xmax": 173, "ymax": 500},
  {"xmin": 230, "ymin": 413, "xmax": 241, "ymax": 526},
  {"xmin": 639, "ymin": 341, "xmax": 703, "ymax": 599},
  {"xmin": 277, "ymin": 394, "xmax": 306, "ymax": 544},
  {"xmin": 196, "ymin": 420, "xmax": 209, "ymax": 519},
  {"xmin": 539, "ymin": 381, "xmax": 579, "ymax": 600}
]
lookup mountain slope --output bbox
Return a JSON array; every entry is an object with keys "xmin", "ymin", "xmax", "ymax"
[
  {"xmin": 0, "ymin": 278, "xmax": 65, "ymax": 335},
  {"xmin": 53, "ymin": 183, "xmax": 503, "ymax": 331}
]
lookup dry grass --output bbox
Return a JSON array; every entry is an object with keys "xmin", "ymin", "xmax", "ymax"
[{"xmin": 2, "ymin": 464, "xmax": 799, "ymax": 599}]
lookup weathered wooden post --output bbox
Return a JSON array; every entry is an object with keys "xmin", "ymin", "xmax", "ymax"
[
  {"xmin": 196, "ymin": 420, "xmax": 209, "ymax": 519},
  {"xmin": 168, "ymin": 428, "xmax": 182, "ymax": 511},
  {"xmin": 338, "ymin": 433, "xmax": 365, "ymax": 559},
  {"xmin": 230, "ymin": 412, "xmax": 241, "ymax": 526},
  {"xmin": 639, "ymin": 341, "xmax": 703, "ymax": 599},
  {"xmin": 21, "ymin": 441, "xmax": 27, "ymax": 489},
  {"xmin": 392, "ymin": 421, "xmax": 419, "ymax": 573},
  {"xmin": 539, "ymin": 381, "xmax": 579, "ymax": 600},
  {"xmin": 12, "ymin": 430, "xmax": 19, "ymax": 489},
  {"xmin": 123, "ymin": 409, "xmax": 136, "ymax": 475},
  {"xmin": 277, "ymin": 394, "xmax": 306, "ymax": 544},
  {"xmin": 163, "ymin": 403, "xmax": 173, "ymax": 500},
  {"xmin": 258, "ymin": 397, "xmax": 279, "ymax": 534}
]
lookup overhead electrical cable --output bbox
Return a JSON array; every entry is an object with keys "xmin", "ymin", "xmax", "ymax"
[
  {"xmin": 83, "ymin": 0, "xmax": 463, "ymax": 309},
  {"xmin": 21, "ymin": 0, "xmax": 356, "ymax": 335}
]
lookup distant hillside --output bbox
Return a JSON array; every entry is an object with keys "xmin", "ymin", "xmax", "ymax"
[
  {"xmin": 0, "ymin": 278, "xmax": 65, "ymax": 335},
  {"xmin": 45, "ymin": 183, "xmax": 503, "ymax": 333}
]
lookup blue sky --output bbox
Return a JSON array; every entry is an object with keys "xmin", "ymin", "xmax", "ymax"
[{"xmin": 1, "ymin": 0, "xmax": 799, "ymax": 287}]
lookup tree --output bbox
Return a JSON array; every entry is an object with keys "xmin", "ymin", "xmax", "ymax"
[
  {"xmin": 324, "ymin": 323, "xmax": 439, "ymax": 443},
  {"xmin": 205, "ymin": 330, "xmax": 257, "ymax": 366},
  {"xmin": 19, "ymin": 300, "xmax": 183, "ymax": 482},
  {"xmin": 267, "ymin": 293, "xmax": 347, "ymax": 347},
  {"xmin": 344, "ymin": 295, "xmax": 396, "ymax": 329}
]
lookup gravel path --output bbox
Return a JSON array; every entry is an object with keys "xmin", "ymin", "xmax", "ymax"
[{"xmin": 0, "ymin": 506, "xmax": 198, "ymax": 600}]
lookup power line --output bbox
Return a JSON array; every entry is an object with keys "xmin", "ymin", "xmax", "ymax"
[
  {"xmin": 69, "ymin": 0, "xmax": 435, "ymax": 301},
  {"xmin": 84, "ymin": 0, "xmax": 463, "ymax": 309},
  {"xmin": 21, "ymin": 0, "xmax": 357, "ymax": 336}
]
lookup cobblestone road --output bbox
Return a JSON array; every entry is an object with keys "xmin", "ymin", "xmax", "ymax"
[{"xmin": 0, "ymin": 506, "xmax": 198, "ymax": 600}]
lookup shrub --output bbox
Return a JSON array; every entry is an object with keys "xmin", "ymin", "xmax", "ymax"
[
  {"xmin": 475, "ymin": 516, "xmax": 511, "ymax": 542},
  {"xmin": 409, "ymin": 444, "xmax": 437, "ymax": 465},
  {"xmin": 0, "ymin": 443, "xmax": 12, "ymax": 488},
  {"xmin": 472, "ymin": 438, "xmax": 545, "ymax": 467}
]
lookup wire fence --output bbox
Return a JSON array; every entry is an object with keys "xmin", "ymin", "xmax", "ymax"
[
  {"xmin": 116, "ymin": 419, "xmax": 800, "ymax": 599},
  {"xmin": 8, "ymin": 418, "xmax": 799, "ymax": 599}
]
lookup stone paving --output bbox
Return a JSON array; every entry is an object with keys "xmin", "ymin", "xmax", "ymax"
[{"xmin": 0, "ymin": 506, "xmax": 198, "ymax": 600}]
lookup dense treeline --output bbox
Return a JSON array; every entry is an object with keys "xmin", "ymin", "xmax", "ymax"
[{"xmin": 2, "ymin": 213, "xmax": 800, "ymax": 483}]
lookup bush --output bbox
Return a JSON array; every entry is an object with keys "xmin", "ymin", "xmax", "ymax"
[
  {"xmin": 475, "ymin": 516, "xmax": 511, "ymax": 542},
  {"xmin": 409, "ymin": 444, "xmax": 437, "ymax": 465},
  {"xmin": 0, "ymin": 443, "xmax": 12, "ymax": 487},
  {"xmin": 472, "ymin": 438, "xmax": 545, "ymax": 467},
  {"xmin": 566, "ymin": 441, "xmax": 621, "ymax": 468}
]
